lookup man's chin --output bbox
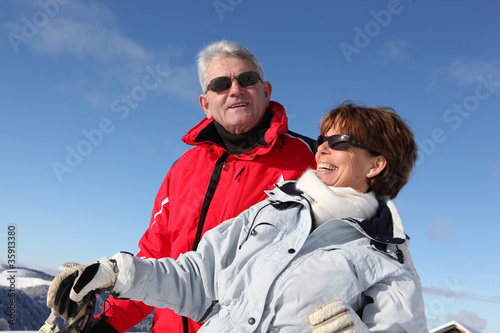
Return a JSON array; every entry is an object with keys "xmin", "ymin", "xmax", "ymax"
[{"xmin": 223, "ymin": 117, "xmax": 261, "ymax": 134}]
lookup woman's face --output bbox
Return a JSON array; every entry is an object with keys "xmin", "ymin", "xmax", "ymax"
[{"xmin": 315, "ymin": 127, "xmax": 384, "ymax": 192}]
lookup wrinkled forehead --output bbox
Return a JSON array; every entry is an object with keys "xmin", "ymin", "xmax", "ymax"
[{"xmin": 206, "ymin": 57, "xmax": 257, "ymax": 80}]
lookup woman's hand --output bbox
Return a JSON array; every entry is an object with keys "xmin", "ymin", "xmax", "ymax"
[{"xmin": 308, "ymin": 300, "xmax": 370, "ymax": 333}]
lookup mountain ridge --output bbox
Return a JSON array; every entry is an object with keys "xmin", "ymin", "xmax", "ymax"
[{"xmin": 0, "ymin": 262, "xmax": 153, "ymax": 331}]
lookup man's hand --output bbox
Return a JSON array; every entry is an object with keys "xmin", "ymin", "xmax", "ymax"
[
  {"xmin": 308, "ymin": 300, "xmax": 369, "ymax": 333},
  {"xmin": 47, "ymin": 257, "xmax": 118, "ymax": 319}
]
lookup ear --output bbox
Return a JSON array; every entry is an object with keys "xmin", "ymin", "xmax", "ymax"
[
  {"xmin": 367, "ymin": 155, "xmax": 387, "ymax": 178},
  {"xmin": 199, "ymin": 94, "xmax": 212, "ymax": 119},
  {"xmin": 263, "ymin": 81, "xmax": 272, "ymax": 106}
]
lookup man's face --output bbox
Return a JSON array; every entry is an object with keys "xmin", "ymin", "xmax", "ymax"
[{"xmin": 199, "ymin": 57, "xmax": 272, "ymax": 134}]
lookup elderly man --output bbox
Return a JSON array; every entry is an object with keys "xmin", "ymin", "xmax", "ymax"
[{"xmin": 90, "ymin": 40, "xmax": 316, "ymax": 333}]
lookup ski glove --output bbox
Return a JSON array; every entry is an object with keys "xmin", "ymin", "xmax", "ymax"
[
  {"xmin": 47, "ymin": 256, "xmax": 122, "ymax": 319},
  {"xmin": 308, "ymin": 300, "xmax": 370, "ymax": 333}
]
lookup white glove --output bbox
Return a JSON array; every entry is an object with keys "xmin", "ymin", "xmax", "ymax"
[
  {"xmin": 308, "ymin": 300, "xmax": 370, "ymax": 333},
  {"xmin": 47, "ymin": 255, "xmax": 122, "ymax": 319}
]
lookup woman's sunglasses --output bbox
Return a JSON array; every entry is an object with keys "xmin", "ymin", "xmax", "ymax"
[
  {"xmin": 206, "ymin": 71, "xmax": 262, "ymax": 93},
  {"xmin": 317, "ymin": 134, "xmax": 367, "ymax": 151}
]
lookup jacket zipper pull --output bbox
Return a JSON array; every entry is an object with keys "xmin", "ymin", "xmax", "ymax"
[
  {"xmin": 396, "ymin": 247, "xmax": 404, "ymax": 264},
  {"xmin": 235, "ymin": 167, "xmax": 245, "ymax": 180},
  {"xmin": 199, "ymin": 300, "xmax": 219, "ymax": 322}
]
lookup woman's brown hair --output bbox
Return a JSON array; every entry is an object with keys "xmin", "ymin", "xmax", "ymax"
[{"xmin": 319, "ymin": 102, "xmax": 417, "ymax": 198}]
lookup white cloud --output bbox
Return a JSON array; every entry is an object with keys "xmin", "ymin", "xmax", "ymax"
[
  {"xmin": 447, "ymin": 311, "xmax": 487, "ymax": 331},
  {"xmin": 5, "ymin": 1, "xmax": 199, "ymax": 103},
  {"xmin": 428, "ymin": 217, "xmax": 457, "ymax": 245},
  {"xmin": 159, "ymin": 65, "xmax": 200, "ymax": 101},
  {"xmin": 10, "ymin": 1, "xmax": 148, "ymax": 64},
  {"xmin": 83, "ymin": 90, "xmax": 111, "ymax": 109},
  {"xmin": 427, "ymin": 58, "xmax": 500, "ymax": 92},
  {"xmin": 426, "ymin": 66, "xmax": 448, "ymax": 94},
  {"xmin": 423, "ymin": 285, "xmax": 468, "ymax": 299},
  {"xmin": 423, "ymin": 283, "xmax": 500, "ymax": 305},
  {"xmin": 447, "ymin": 59, "xmax": 500, "ymax": 86},
  {"xmin": 376, "ymin": 40, "xmax": 415, "ymax": 64}
]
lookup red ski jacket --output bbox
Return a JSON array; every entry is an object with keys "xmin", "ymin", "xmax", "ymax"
[{"xmin": 98, "ymin": 101, "xmax": 316, "ymax": 333}]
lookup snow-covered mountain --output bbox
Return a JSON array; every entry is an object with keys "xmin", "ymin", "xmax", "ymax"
[
  {"xmin": 0, "ymin": 264, "xmax": 55, "ymax": 289},
  {"xmin": 0, "ymin": 262, "xmax": 153, "ymax": 331},
  {"xmin": 0, "ymin": 263, "xmax": 53, "ymax": 331}
]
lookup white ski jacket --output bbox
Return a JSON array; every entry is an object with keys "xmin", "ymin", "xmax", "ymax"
[{"xmin": 114, "ymin": 182, "xmax": 427, "ymax": 332}]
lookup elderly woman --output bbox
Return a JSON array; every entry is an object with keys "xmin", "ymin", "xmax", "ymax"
[{"xmin": 47, "ymin": 102, "xmax": 427, "ymax": 332}]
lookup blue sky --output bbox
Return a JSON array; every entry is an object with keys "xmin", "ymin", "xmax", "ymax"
[{"xmin": 1, "ymin": 0, "xmax": 499, "ymax": 331}]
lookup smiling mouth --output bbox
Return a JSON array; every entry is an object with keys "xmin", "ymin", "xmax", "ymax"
[
  {"xmin": 317, "ymin": 163, "xmax": 338, "ymax": 171},
  {"xmin": 228, "ymin": 103, "xmax": 249, "ymax": 109}
]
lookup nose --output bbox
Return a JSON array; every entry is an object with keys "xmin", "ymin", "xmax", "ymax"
[
  {"xmin": 228, "ymin": 78, "xmax": 245, "ymax": 95},
  {"xmin": 316, "ymin": 140, "xmax": 330, "ymax": 154}
]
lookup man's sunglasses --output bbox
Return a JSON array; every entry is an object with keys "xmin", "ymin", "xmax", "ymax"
[
  {"xmin": 317, "ymin": 134, "xmax": 367, "ymax": 151},
  {"xmin": 206, "ymin": 71, "xmax": 262, "ymax": 93}
]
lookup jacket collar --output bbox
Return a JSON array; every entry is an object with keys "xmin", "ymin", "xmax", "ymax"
[
  {"xmin": 347, "ymin": 200, "xmax": 406, "ymax": 245},
  {"xmin": 274, "ymin": 181, "xmax": 407, "ymax": 245},
  {"xmin": 181, "ymin": 101, "xmax": 289, "ymax": 156}
]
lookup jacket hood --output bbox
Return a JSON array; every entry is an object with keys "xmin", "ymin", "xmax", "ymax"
[
  {"xmin": 350, "ymin": 197, "xmax": 407, "ymax": 245},
  {"xmin": 275, "ymin": 181, "xmax": 407, "ymax": 246},
  {"xmin": 181, "ymin": 101, "xmax": 288, "ymax": 150}
]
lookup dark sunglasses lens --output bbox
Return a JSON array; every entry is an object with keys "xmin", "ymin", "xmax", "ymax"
[
  {"xmin": 318, "ymin": 135, "xmax": 350, "ymax": 151},
  {"xmin": 210, "ymin": 77, "xmax": 232, "ymax": 92},
  {"xmin": 238, "ymin": 71, "xmax": 259, "ymax": 87},
  {"xmin": 209, "ymin": 71, "xmax": 260, "ymax": 92},
  {"xmin": 329, "ymin": 141, "xmax": 349, "ymax": 151}
]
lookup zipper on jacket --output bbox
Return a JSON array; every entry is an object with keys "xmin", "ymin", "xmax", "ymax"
[
  {"xmin": 279, "ymin": 134, "xmax": 285, "ymax": 152},
  {"xmin": 235, "ymin": 167, "xmax": 245, "ymax": 180},
  {"xmin": 183, "ymin": 152, "xmax": 228, "ymax": 333},
  {"xmin": 198, "ymin": 300, "xmax": 219, "ymax": 322},
  {"xmin": 395, "ymin": 246, "xmax": 404, "ymax": 263},
  {"xmin": 192, "ymin": 151, "xmax": 228, "ymax": 251},
  {"xmin": 239, "ymin": 203, "xmax": 273, "ymax": 249}
]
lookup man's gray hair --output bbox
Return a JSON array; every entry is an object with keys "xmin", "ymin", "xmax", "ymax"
[{"xmin": 197, "ymin": 40, "xmax": 265, "ymax": 93}]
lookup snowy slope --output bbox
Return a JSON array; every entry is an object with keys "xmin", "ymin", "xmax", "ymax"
[
  {"xmin": 0, "ymin": 268, "xmax": 52, "ymax": 288},
  {"xmin": 0, "ymin": 262, "xmax": 153, "ymax": 332},
  {"xmin": 0, "ymin": 262, "xmax": 58, "ymax": 289},
  {"xmin": 0, "ymin": 262, "xmax": 57, "ymax": 330},
  {"xmin": 0, "ymin": 261, "xmax": 61, "ymax": 277}
]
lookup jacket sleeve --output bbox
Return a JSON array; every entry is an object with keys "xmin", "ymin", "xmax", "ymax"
[
  {"xmin": 115, "ymin": 219, "xmax": 238, "ymax": 321},
  {"xmin": 94, "ymin": 171, "xmax": 174, "ymax": 332},
  {"xmin": 360, "ymin": 253, "xmax": 427, "ymax": 332}
]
